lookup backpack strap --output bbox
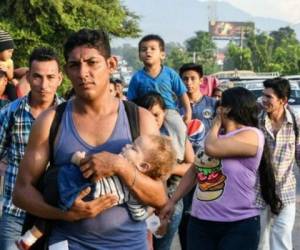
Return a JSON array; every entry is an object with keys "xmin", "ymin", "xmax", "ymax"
[
  {"xmin": 123, "ymin": 100, "xmax": 140, "ymax": 141},
  {"xmin": 287, "ymin": 106, "xmax": 299, "ymax": 139},
  {"xmin": 48, "ymin": 102, "xmax": 67, "ymax": 167},
  {"xmin": 286, "ymin": 105, "xmax": 299, "ymax": 157}
]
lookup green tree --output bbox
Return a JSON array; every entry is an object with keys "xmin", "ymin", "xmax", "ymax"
[
  {"xmin": 270, "ymin": 28, "xmax": 300, "ymax": 74},
  {"xmin": 272, "ymin": 41, "xmax": 300, "ymax": 74},
  {"xmin": 165, "ymin": 43, "xmax": 189, "ymax": 71},
  {"xmin": 0, "ymin": 0, "xmax": 140, "ymax": 93},
  {"xmin": 270, "ymin": 26, "xmax": 298, "ymax": 49},
  {"xmin": 185, "ymin": 31, "xmax": 217, "ymax": 74},
  {"xmin": 247, "ymin": 32, "xmax": 274, "ymax": 72},
  {"xmin": 112, "ymin": 44, "xmax": 141, "ymax": 71},
  {"xmin": 224, "ymin": 27, "xmax": 300, "ymax": 75},
  {"xmin": 224, "ymin": 42, "xmax": 253, "ymax": 70}
]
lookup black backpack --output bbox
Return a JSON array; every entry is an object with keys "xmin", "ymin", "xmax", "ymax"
[
  {"xmin": 21, "ymin": 100, "xmax": 140, "ymax": 249},
  {"xmin": 287, "ymin": 105, "xmax": 299, "ymax": 141}
]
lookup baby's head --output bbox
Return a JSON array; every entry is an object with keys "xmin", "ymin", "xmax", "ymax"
[
  {"xmin": 0, "ymin": 30, "xmax": 14, "ymax": 61},
  {"xmin": 122, "ymin": 135, "xmax": 176, "ymax": 180}
]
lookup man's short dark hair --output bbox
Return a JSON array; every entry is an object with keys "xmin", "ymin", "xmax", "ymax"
[
  {"xmin": 138, "ymin": 34, "xmax": 165, "ymax": 52},
  {"xmin": 263, "ymin": 77, "xmax": 291, "ymax": 100},
  {"xmin": 179, "ymin": 63, "xmax": 203, "ymax": 78},
  {"xmin": 29, "ymin": 47, "xmax": 60, "ymax": 70},
  {"xmin": 64, "ymin": 29, "xmax": 111, "ymax": 61},
  {"xmin": 134, "ymin": 91, "xmax": 166, "ymax": 111},
  {"xmin": 115, "ymin": 78, "xmax": 124, "ymax": 85}
]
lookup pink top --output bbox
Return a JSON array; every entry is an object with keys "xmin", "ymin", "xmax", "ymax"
[{"xmin": 200, "ymin": 75, "xmax": 219, "ymax": 96}]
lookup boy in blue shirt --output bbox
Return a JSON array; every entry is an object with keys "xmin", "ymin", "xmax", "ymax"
[
  {"xmin": 178, "ymin": 63, "xmax": 217, "ymax": 152},
  {"xmin": 128, "ymin": 34, "xmax": 191, "ymax": 155}
]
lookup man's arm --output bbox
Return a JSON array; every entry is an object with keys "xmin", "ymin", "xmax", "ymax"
[
  {"xmin": 13, "ymin": 108, "xmax": 117, "ymax": 221},
  {"xmin": 159, "ymin": 164, "xmax": 197, "ymax": 221},
  {"xmin": 13, "ymin": 108, "xmax": 65, "ymax": 219},
  {"xmin": 119, "ymin": 107, "xmax": 168, "ymax": 208}
]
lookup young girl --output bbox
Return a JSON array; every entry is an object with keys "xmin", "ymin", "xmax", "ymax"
[{"xmin": 159, "ymin": 87, "xmax": 282, "ymax": 250}]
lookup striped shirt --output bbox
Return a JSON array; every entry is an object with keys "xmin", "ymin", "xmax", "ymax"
[
  {"xmin": 94, "ymin": 177, "xmax": 148, "ymax": 220},
  {"xmin": 0, "ymin": 94, "xmax": 64, "ymax": 218},
  {"xmin": 257, "ymin": 107, "xmax": 300, "ymax": 207}
]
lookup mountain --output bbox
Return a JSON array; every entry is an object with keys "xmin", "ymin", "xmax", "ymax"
[
  {"xmin": 292, "ymin": 23, "xmax": 300, "ymax": 37},
  {"xmin": 113, "ymin": 0, "xmax": 300, "ymax": 47}
]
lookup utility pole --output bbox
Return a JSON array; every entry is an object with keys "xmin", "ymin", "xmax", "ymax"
[
  {"xmin": 240, "ymin": 27, "xmax": 244, "ymax": 49},
  {"xmin": 240, "ymin": 27, "xmax": 244, "ymax": 69},
  {"xmin": 208, "ymin": 0, "xmax": 217, "ymax": 26}
]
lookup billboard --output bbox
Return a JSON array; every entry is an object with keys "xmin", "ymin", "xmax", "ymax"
[{"xmin": 209, "ymin": 21, "xmax": 255, "ymax": 39}]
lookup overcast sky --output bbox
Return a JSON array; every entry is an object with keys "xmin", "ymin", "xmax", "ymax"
[{"xmin": 222, "ymin": 0, "xmax": 300, "ymax": 24}]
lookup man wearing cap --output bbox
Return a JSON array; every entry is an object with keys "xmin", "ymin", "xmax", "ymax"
[
  {"xmin": 0, "ymin": 30, "xmax": 14, "ymax": 80},
  {"xmin": 0, "ymin": 47, "xmax": 64, "ymax": 250}
]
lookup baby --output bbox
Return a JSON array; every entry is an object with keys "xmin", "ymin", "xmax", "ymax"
[{"xmin": 17, "ymin": 134, "xmax": 176, "ymax": 250}]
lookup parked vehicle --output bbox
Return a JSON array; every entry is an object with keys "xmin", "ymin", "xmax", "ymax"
[{"xmin": 234, "ymin": 80, "xmax": 300, "ymax": 115}]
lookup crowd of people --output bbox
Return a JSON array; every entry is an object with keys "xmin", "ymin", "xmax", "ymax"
[{"xmin": 0, "ymin": 28, "xmax": 299, "ymax": 250}]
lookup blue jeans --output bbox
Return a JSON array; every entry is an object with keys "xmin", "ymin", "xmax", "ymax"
[
  {"xmin": 153, "ymin": 199, "xmax": 183, "ymax": 250},
  {"xmin": 0, "ymin": 213, "xmax": 24, "ymax": 250},
  {"xmin": 187, "ymin": 215, "xmax": 260, "ymax": 250},
  {"xmin": 258, "ymin": 203, "xmax": 296, "ymax": 250}
]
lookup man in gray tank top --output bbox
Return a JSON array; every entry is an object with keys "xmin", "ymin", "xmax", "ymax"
[{"xmin": 13, "ymin": 29, "xmax": 167, "ymax": 250}]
